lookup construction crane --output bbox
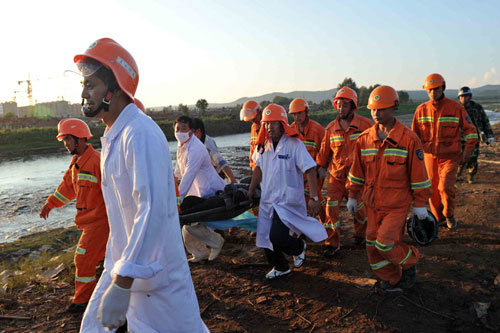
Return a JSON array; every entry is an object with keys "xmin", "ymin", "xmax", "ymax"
[{"xmin": 16, "ymin": 74, "xmax": 34, "ymax": 116}]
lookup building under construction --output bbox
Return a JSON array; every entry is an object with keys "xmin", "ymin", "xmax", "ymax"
[{"xmin": 0, "ymin": 100, "xmax": 81, "ymax": 118}]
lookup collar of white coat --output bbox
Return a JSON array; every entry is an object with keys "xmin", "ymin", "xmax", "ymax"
[
  {"xmin": 103, "ymin": 103, "xmax": 140, "ymax": 141},
  {"xmin": 265, "ymin": 134, "xmax": 289, "ymax": 153}
]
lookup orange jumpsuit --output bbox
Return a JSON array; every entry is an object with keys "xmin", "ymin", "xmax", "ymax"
[
  {"xmin": 249, "ymin": 122, "xmax": 260, "ymax": 170},
  {"xmin": 43, "ymin": 145, "xmax": 109, "ymax": 304},
  {"xmin": 316, "ymin": 113, "xmax": 373, "ymax": 247},
  {"xmin": 348, "ymin": 120, "xmax": 432, "ymax": 285},
  {"xmin": 291, "ymin": 118, "xmax": 326, "ymax": 223},
  {"xmin": 412, "ymin": 96, "xmax": 478, "ymax": 220}
]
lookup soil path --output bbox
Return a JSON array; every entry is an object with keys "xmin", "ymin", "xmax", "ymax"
[{"xmin": 1, "ymin": 125, "xmax": 499, "ymax": 332}]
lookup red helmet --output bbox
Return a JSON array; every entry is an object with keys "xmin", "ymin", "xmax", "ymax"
[
  {"xmin": 289, "ymin": 98, "xmax": 309, "ymax": 114},
  {"xmin": 56, "ymin": 118, "xmax": 92, "ymax": 141},
  {"xmin": 74, "ymin": 38, "xmax": 139, "ymax": 100},
  {"xmin": 367, "ymin": 86, "xmax": 399, "ymax": 110},
  {"xmin": 240, "ymin": 100, "xmax": 261, "ymax": 121},
  {"xmin": 333, "ymin": 86, "xmax": 358, "ymax": 110},
  {"xmin": 423, "ymin": 73, "xmax": 445, "ymax": 90}
]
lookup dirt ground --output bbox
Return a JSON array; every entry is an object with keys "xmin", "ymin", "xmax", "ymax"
[{"xmin": 1, "ymin": 124, "xmax": 499, "ymax": 332}]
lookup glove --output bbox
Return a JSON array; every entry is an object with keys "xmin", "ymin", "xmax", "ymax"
[
  {"xmin": 98, "ymin": 283, "xmax": 131, "ymax": 330},
  {"xmin": 39, "ymin": 204, "xmax": 52, "ymax": 220},
  {"xmin": 346, "ymin": 198, "xmax": 358, "ymax": 215},
  {"xmin": 487, "ymin": 137, "xmax": 495, "ymax": 144},
  {"xmin": 413, "ymin": 207, "xmax": 428, "ymax": 220}
]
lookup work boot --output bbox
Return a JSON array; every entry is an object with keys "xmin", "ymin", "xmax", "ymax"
[
  {"xmin": 323, "ymin": 245, "xmax": 340, "ymax": 259},
  {"xmin": 354, "ymin": 237, "xmax": 366, "ymax": 246},
  {"xmin": 265, "ymin": 267, "xmax": 292, "ymax": 280},
  {"xmin": 293, "ymin": 239, "xmax": 307, "ymax": 268},
  {"xmin": 208, "ymin": 238, "xmax": 225, "ymax": 261},
  {"xmin": 401, "ymin": 265, "xmax": 417, "ymax": 289},
  {"xmin": 376, "ymin": 281, "xmax": 402, "ymax": 292},
  {"xmin": 446, "ymin": 216, "xmax": 457, "ymax": 229},
  {"xmin": 67, "ymin": 302, "xmax": 87, "ymax": 314},
  {"xmin": 467, "ymin": 174, "xmax": 474, "ymax": 184}
]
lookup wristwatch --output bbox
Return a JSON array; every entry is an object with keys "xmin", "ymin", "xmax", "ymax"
[{"xmin": 311, "ymin": 196, "xmax": 319, "ymax": 201}]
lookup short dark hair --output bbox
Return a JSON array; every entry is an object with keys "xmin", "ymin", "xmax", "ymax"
[
  {"xmin": 175, "ymin": 115, "xmax": 193, "ymax": 130},
  {"xmin": 192, "ymin": 118, "xmax": 206, "ymax": 142}
]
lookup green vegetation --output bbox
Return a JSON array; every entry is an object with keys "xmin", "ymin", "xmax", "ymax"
[{"xmin": 0, "ymin": 227, "xmax": 80, "ymax": 292}]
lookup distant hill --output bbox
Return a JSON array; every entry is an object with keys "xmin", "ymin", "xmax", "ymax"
[{"xmin": 205, "ymin": 84, "xmax": 500, "ymax": 108}]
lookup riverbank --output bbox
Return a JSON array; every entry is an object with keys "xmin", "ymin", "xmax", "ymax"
[
  {"xmin": 1, "ymin": 124, "xmax": 499, "ymax": 332},
  {"xmin": 0, "ymin": 103, "xmax": 420, "ymax": 160}
]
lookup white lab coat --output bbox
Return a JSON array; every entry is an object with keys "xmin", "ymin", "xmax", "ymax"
[
  {"xmin": 253, "ymin": 135, "xmax": 327, "ymax": 251},
  {"xmin": 175, "ymin": 135, "xmax": 226, "ymax": 199},
  {"xmin": 80, "ymin": 104, "xmax": 207, "ymax": 332}
]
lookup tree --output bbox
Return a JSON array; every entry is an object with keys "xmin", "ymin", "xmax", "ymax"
[
  {"xmin": 358, "ymin": 84, "xmax": 380, "ymax": 106},
  {"xmin": 260, "ymin": 100, "xmax": 271, "ymax": 108},
  {"xmin": 337, "ymin": 78, "xmax": 359, "ymax": 94},
  {"xmin": 319, "ymin": 99, "xmax": 332, "ymax": 110},
  {"xmin": 178, "ymin": 103, "xmax": 189, "ymax": 116},
  {"xmin": 196, "ymin": 99, "xmax": 208, "ymax": 118},
  {"xmin": 2, "ymin": 111, "xmax": 15, "ymax": 119},
  {"xmin": 272, "ymin": 96, "xmax": 293, "ymax": 107},
  {"xmin": 397, "ymin": 90, "xmax": 410, "ymax": 103}
]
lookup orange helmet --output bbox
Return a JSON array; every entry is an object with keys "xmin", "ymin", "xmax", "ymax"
[
  {"xmin": 56, "ymin": 118, "xmax": 92, "ymax": 141},
  {"xmin": 262, "ymin": 104, "xmax": 288, "ymax": 123},
  {"xmin": 240, "ymin": 100, "xmax": 261, "ymax": 121},
  {"xmin": 367, "ymin": 86, "xmax": 399, "ymax": 110},
  {"xmin": 289, "ymin": 98, "xmax": 309, "ymax": 114},
  {"xmin": 333, "ymin": 86, "xmax": 358, "ymax": 110},
  {"xmin": 423, "ymin": 73, "xmax": 445, "ymax": 90},
  {"xmin": 135, "ymin": 98, "xmax": 145, "ymax": 112},
  {"xmin": 74, "ymin": 38, "xmax": 139, "ymax": 100}
]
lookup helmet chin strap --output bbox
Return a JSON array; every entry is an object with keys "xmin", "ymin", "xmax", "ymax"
[{"xmin": 81, "ymin": 91, "xmax": 114, "ymax": 118}]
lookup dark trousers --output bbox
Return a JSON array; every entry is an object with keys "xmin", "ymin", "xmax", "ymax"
[{"xmin": 264, "ymin": 211, "xmax": 304, "ymax": 271}]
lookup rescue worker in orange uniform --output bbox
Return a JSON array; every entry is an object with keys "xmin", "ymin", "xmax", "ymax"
[
  {"xmin": 411, "ymin": 74, "xmax": 478, "ymax": 229},
  {"xmin": 348, "ymin": 86, "xmax": 432, "ymax": 291},
  {"xmin": 39, "ymin": 118, "xmax": 109, "ymax": 313},
  {"xmin": 240, "ymin": 100, "xmax": 263, "ymax": 170},
  {"xmin": 316, "ymin": 87, "xmax": 373, "ymax": 258},
  {"xmin": 289, "ymin": 98, "xmax": 327, "ymax": 226}
]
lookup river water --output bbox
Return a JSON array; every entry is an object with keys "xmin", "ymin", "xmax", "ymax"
[{"xmin": 1, "ymin": 111, "xmax": 499, "ymax": 243}]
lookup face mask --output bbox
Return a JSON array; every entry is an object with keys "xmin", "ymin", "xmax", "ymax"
[{"xmin": 175, "ymin": 131, "xmax": 190, "ymax": 143}]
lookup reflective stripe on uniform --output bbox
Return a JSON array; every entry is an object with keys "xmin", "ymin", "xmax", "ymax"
[
  {"xmin": 438, "ymin": 116, "xmax": 459, "ymax": 123},
  {"xmin": 330, "ymin": 135, "xmax": 344, "ymax": 143},
  {"xmin": 250, "ymin": 137, "xmax": 257, "ymax": 142},
  {"xmin": 75, "ymin": 275, "xmax": 96, "ymax": 283},
  {"xmin": 465, "ymin": 133, "xmax": 479, "ymax": 140},
  {"xmin": 349, "ymin": 133, "xmax": 360, "ymax": 141},
  {"xmin": 411, "ymin": 179, "xmax": 431, "ymax": 190},
  {"xmin": 54, "ymin": 191, "xmax": 70, "ymax": 204},
  {"xmin": 77, "ymin": 173, "xmax": 98, "ymax": 183},
  {"xmin": 357, "ymin": 201, "xmax": 364, "ymax": 209},
  {"xmin": 361, "ymin": 148, "xmax": 378, "ymax": 156},
  {"xmin": 176, "ymin": 196, "xmax": 181, "ymax": 207},
  {"xmin": 375, "ymin": 240, "xmax": 394, "ymax": 252},
  {"xmin": 366, "ymin": 239, "xmax": 376, "ymax": 246},
  {"xmin": 418, "ymin": 116, "xmax": 434, "ymax": 122},
  {"xmin": 76, "ymin": 247, "xmax": 86, "ymax": 255},
  {"xmin": 371, "ymin": 260, "xmax": 390, "ymax": 270},
  {"xmin": 399, "ymin": 249, "xmax": 412, "ymax": 265},
  {"xmin": 304, "ymin": 140, "xmax": 317, "ymax": 149},
  {"xmin": 324, "ymin": 221, "xmax": 340, "ymax": 230},
  {"xmin": 327, "ymin": 200, "xmax": 338, "ymax": 207},
  {"xmin": 384, "ymin": 148, "xmax": 408, "ymax": 158},
  {"xmin": 348, "ymin": 173, "xmax": 365, "ymax": 185}
]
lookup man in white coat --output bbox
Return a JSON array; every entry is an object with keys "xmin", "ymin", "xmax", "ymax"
[
  {"xmin": 248, "ymin": 104, "xmax": 327, "ymax": 279},
  {"xmin": 75, "ymin": 38, "xmax": 207, "ymax": 332},
  {"xmin": 174, "ymin": 116, "xmax": 226, "ymax": 262}
]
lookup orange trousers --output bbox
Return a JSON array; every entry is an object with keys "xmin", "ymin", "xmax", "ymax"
[
  {"xmin": 366, "ymin": 206, "xmax": 419, "ymax": 286},
  {"xmin": 74, "ymin": 222, "xmax": 109, "ymax": 304},
  {"xmin": 304, "ymin": 177, "xmax": 327, "ymax": 224},
  {"xmin": 424, "ymin": 153, "xmax": 460, "ymax": 221},
  {"xmin": 324, "ymin": 178, "xmax": 366, "ymax": 247}
]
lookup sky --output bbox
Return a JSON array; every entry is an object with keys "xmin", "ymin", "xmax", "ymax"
[{"xmin": 1, "ymin": 0, "xmax": 499, "ymax": 108}]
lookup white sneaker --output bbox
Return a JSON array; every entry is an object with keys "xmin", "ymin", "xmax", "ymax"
[
  {"xmin": 188, "ymin": 254, "xmax": 209, "ymax": 263},
  {"xmin": 265, "ymin": 267, "xmax": 292, "ymax": 279},
  {"xmin": 293, "ymin": 239, "xmax": 307, "ymax": 268}
]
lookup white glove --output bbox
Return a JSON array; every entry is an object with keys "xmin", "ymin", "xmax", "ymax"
[
  {"xmin": 487, "ymin": 137, "xmax": 495, "ymax": 144},
  {"xmin": 346, "ymin": 198, "xmax": 358, "ymax": 215},
  {"xmin": 98, "ymin": 283, "xmax": 131, "ymax": 330},
  {"xmin": 413, "ymin": 207, "xmax": 428, "ymax": 220}
]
